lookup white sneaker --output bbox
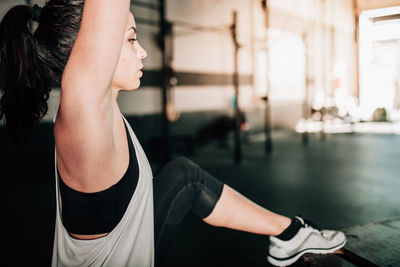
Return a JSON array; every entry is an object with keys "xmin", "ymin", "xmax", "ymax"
[{"xmin": 267, "ymin": 216, "xmax": 346, "ymax": 266}]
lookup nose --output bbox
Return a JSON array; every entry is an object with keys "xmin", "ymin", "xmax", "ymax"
[{"xmin": 138, "ymin": 43, "xmax": 147, "ymax": 59}]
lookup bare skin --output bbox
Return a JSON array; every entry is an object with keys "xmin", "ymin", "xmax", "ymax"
[
  {"xmin": 55, "ymin": 1, "xmax": 290, "ymax": 241},
  {"xmin": 203, "ymin": 185, "xmax": 291, "ymax": 236}
]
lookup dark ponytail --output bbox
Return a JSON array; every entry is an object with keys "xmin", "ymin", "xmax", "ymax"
[
  {"xmin": 0, "ymin": 5, "xmax": 51, "ymax": 143},
  {"xmin": 0, "ymin": 1, "xmax": 84, "ymax": 143}
]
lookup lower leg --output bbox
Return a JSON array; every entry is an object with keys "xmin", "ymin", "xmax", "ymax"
[{"xmin": 203, "ymin": 184, "xmax": 291, "ymax": 236}]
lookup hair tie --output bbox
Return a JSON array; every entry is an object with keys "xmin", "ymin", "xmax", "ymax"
[{"xmin": 31, "ymin": 4, "xmax": 42, "ymax": 23}]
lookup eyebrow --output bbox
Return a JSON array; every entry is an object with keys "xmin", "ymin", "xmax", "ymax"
[{"xmin": 127, "ymin": 26, "xmax": 137, "ymax": 33}]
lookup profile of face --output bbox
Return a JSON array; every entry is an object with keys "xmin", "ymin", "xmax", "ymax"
[{"xmin": 112, "ymin": 11, "xmax": 147, "ymax": 92}]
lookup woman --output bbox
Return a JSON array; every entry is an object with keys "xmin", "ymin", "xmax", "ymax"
[{"xmin": 0, "ymin": 1, "xmax": 346, "ymax": 266}]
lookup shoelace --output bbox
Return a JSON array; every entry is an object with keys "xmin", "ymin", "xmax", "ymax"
[
  {"xmin": 296, "ymin": 215, "xmax": 322, "ymax": 232},
  {"xmin": 303, "ymin": 218, "xmax": 322, "ymax": 231},
  {"xmin": 301, "ymin": 217, "xmax": 333, "ymax": 238}
]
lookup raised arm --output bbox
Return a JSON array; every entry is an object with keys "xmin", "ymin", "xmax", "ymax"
[
  {"xmin": 61, "ymin": 0, "xmax": 130, "ymax": 106},
  {"xmin": 55, "ymin": 0, "xmax": 132, "ymax": 192}
]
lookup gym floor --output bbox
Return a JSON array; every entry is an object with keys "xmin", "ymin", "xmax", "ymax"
[{"xmin": 3, "ymin": 128, "xmax": 400, "ymax": 266}]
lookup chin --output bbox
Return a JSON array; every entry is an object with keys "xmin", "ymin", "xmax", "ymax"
[
  {"xmin": 123, "ymin": 82, "xmax": 141, "ymax": 91},
  {"xmin": 121, "ymin": 88, "xmax": 137, "ymax": 92}
]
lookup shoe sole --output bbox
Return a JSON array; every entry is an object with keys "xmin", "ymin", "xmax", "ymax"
[{"xmin": 267, "ymin": 239, "xmax": 347, "ymax": 266}]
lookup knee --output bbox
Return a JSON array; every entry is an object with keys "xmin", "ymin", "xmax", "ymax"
[
  {"xmin": 166, "ymin": 156, "xmax": 201, "ymax": 185},
  {"xmin": 170, "ymin": 156, "xmax": 190, "ymax": 166},
  {"xmin": 168, "ymin": 156, "xmax": 197, "ymax": 172},
  {"xmin": 164, "ymin": 156, "xmax": 191, "ymax": 176}
]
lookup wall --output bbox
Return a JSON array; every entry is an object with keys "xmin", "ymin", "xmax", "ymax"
[
  {"xmin": 2, "ymin": 0, "xmax": 397, "ymax": 133},
  {"xmin": 123, "ymin": 0, "xmax": 358, "ymax": 130}
]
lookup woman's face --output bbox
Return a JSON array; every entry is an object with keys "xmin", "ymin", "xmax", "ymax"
[{"xmin": 112, "ymin": 11, "xmax": 147, "ymax": 93}]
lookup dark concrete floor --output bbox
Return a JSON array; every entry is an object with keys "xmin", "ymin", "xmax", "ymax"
[
  {"xmin": 162, "ymin": 131, "xmax": 400, "ymax": 266},
  {"xmin": 4, "ymin": 130, "xmax": 400, "ymax": 266}
]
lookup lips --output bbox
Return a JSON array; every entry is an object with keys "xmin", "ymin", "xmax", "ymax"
[{"xmin": 137, "ymin": 64, "xmax": 144, "ymax": 77}]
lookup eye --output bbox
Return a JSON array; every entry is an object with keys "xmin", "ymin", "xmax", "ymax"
[{"xmin": 129, "ymin": 38, "xmax": 137, "ymax": 44}]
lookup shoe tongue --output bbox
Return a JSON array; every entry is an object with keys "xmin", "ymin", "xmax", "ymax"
[{"xmin": 294, "ymin": 216, "xmax": 305, "ymax": 225}]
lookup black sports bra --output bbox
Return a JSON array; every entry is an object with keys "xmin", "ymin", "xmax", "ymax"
[{"xmin": 58, "ymin": 119, "xmax": 139, "ymax": 235}]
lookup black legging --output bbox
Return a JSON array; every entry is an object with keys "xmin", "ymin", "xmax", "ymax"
[{"xmin": 153, "ymin": 156, "xmax": 224, "ymax": 265}]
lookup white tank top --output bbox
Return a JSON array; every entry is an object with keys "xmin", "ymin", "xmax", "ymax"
[{"xmin": 51, "ymin": 116, "xmax": 154, "ymax": 267}]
